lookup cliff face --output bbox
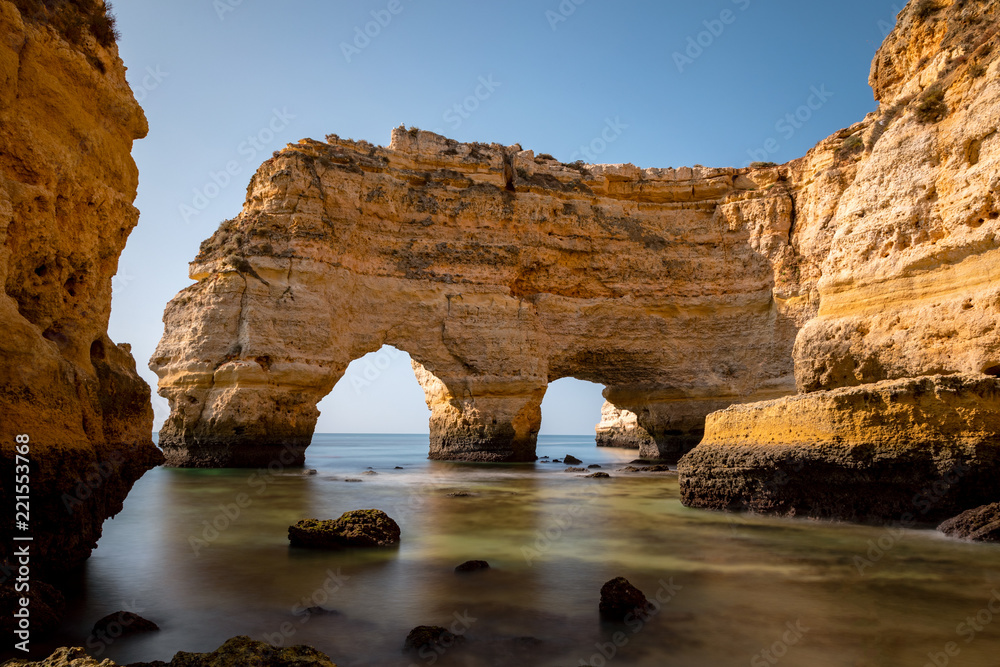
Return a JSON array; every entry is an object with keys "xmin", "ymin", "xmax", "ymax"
[
  {"xmin": 0, "ymin": 0, "xmax": 162, "ymax": 576},
  {"xmin": 680, "ymin": 0, "xmax": 1000, "ymax": 521},
  {"xmin": 152, "ymin": 130, "xmax": 813, "ymax": 465},
  {"xmin": 794, "ymin": 0, "xmax": 1000, "ymax": 391}
]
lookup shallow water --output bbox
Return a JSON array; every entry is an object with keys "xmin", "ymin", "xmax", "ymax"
[{"xmin": 44, "ymin": 435, "xmax": 1000, "ymax": 666}]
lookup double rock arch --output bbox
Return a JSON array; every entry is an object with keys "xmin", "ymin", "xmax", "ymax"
[{"xmin": 151, "ymin": 128, "xmax": 807, "ymax": 467}]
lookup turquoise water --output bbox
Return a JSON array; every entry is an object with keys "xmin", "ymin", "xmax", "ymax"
[{"xmin": 44, "ymin": 435, "xmax": 1000, "ymax": 666}]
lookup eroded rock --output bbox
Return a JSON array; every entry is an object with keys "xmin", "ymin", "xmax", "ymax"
[
  {"xmin": 0, "ymin": 0, "xmax": 162, "ymax": 579},
  {"xmin": 939, "ymin": 503, "xmax": 1000, "ymax": 542},
  {"xmin": 595, "ymin": 402, "xmax": 655, "ymax": 449},
  {"xmin": 599, "ymin": 577, "xmax": 651, "ymax": 622},
  {"xmin": 680, "ymin": 375, "xmax": 1000, "ymax": 522},
  {"xmin": 288, "ymin": 509, "xmax": 401, "ymax": 548}
]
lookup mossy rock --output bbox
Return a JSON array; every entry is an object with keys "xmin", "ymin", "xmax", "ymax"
[{"xmin": 288, "ymin": 509, "xmax": 401, "ymax": 549}]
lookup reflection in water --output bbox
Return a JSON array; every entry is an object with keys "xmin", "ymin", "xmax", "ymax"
[{"xmin": 40, "ymin": 435, "xmax": 1000, "ymax": 667}]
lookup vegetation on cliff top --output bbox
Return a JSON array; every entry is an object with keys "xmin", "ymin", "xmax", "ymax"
[{"xmin": 12, "ymin": 0, "xmax": 119, "ymax": 48}]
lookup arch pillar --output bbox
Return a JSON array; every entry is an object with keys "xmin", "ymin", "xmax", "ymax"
[{"xmin": 412, "ymin": 361, "xmax": 546, "ymax": 462}]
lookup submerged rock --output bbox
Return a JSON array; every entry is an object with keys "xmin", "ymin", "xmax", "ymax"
[
  {"xmin": 599, "ymin": 577, "xmax": 651, "ymax": 622},
  {"xmin": 455, "ymin": 560, "xmax": 490, "ymax": 573},
  {"xmin": 587, "ymin": 472, "xmax": 611, "ymax": 479},
  {"xmin": 288, "ymin": 510, "xmax": 401, "ymax": 549},
  {"xmin": 564, "ymin": 455, "xmax": 583, "ymax": 465},
  {"xmin": 588, "ymin": 464, "xmax": 602, "ymax": 469},
  {"xmin": 404, "ymin": 626, "xmax": 462, "ymax": 652},
  {"xmin": 939, "ymin": 503, "xmax": 1000, "ymax": 543},
  {"xmin": 91, "ymin": 611, "xmax": 159, "ymax": 638},
  {"xmin": 565, "ymin": 467, "xmax": 588, "ymax": 473},
  {"xmin": 294, "ymin": 606, "xmax": 340, "ymax": 617}
]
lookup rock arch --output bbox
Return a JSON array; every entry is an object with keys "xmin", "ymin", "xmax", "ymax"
[{"xmin": 151, "ymin": 127, "xmax": 811, "ymax": 466}]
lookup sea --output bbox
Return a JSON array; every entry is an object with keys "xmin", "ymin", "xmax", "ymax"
[{"xmin": 36, "ymin": 434, "xmax": 1000, "ymax": 666}]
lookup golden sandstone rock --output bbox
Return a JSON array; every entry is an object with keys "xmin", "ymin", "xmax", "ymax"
[
  {"xmin": 0, "ymin": 1, "xmax": 162, "ymax": 572},
  {"xmin": 680, "ymin": 0, "xmax": 1000, "ymax": 521},
  {"xmin": 153, "ymin": 0, "xmax": 1000, "ymax": 528},
  {"xmin": 594, "ymin": 401, "xmax": 655, "ymax": 450},
  {"xmin": 152, "ymin": 131, "xmax": 807, "ymax": 465}
]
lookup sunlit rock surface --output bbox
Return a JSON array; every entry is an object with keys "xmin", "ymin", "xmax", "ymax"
[{"xmin": 0, "ymin": 1, "xmax": 161, "ymax": 575}]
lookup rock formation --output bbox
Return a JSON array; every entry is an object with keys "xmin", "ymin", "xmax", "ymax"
[
  {"xmin": 680, "ymin": 374, "xmax": 1000, "ymax": 521},
  {"xmin": 595, "ymin": 401, "xmax": 655, "ymax": 451},
  {"xmin": 939, "ymin": 502, "xmax": 1000, "ymax": 542},
  {"xmin": 152, "ymin": 125, "xmax": 814, "ymax": 465},
  {"xmin": 680, "ymin": 0, "xmax": 1000, "ymax": 521},
  {"xmin": 11, "ymin": 636, "xmax": 339, "ymax": 667},
  {"xmin": 0, "ymin": 0, "xmax": 161, "ymax": 580}
]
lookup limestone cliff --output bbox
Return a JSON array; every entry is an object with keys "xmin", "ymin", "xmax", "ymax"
[
  {"xmin": 0, "ymin": 0, "xmax": 162, "ymax": 579},
  {"xmin": 680, "ymin": 0, "xmax": 1000, "ymax": 521},
  {"xmin": 152, "ymin": 131, "xmax": 812, "ymax": 465},
  {"xmin": 594, "ymin": 401, "xmax": 654, "ymax": 449}
]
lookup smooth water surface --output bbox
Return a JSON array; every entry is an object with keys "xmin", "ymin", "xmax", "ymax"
[{"xmin": 49, "ymin": 435, "xmax": 1000, "ymax": 666}]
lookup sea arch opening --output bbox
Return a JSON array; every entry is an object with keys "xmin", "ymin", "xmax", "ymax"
[{"xmin": 315, "ymin": 345, "xmax": 430, "ymax": 435}]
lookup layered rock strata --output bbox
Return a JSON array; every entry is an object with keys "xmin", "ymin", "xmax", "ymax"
[
  {"xmin": 0, "ymin": 1, "xmax": 161, "ymax": 576},
  {"xmin": 153, "ymin": 129, "xmax": 812, "ymax": 464},
  {"xmin": 679, "ymin": 374, "xmax": 1000, "ymax": 522},
  {"xmin": 680, "ymin": 0, "xmax": 1000, "ymax": 520}
]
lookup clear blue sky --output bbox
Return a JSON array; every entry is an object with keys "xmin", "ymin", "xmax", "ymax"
[{"xmin": 108, "ymin": 0, "xmax": 907, "ymax": 435}]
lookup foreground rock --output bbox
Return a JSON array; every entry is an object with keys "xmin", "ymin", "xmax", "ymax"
[
  {"xmin": 91, "ymin": 611, "xmax": 159, "ymax": 638},
  {"xmin": 680, "ymin": 375, "xmax": 1000, "ymax": 522},
  {"xmin": 8, "ymin": 636, "xmax": 339, "ymax": 667},
  {"xmin": 455, "ymin": 560, "xmax": 490, "ymax": 573},
  {"xmin": 0, "ymin": 0, "xmax": 162, "ymax": 582},
  {"xmin": 404, "ymin": 626, "xmax": 461, "ymax": 652},
  {"xmin": 595, "ymin": 402, "xmax": 655, "ymax": 450},
  {"xmin": 599, "ymin": 577, "xmax": 651, "ymax": 622},
  {"xmin": 939, "ymin": 503, "xmax": 1000, "ymax": 543},
  {"xmin": 288, "ymin": 510, "xmax": 401, "ymax": 548}
]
